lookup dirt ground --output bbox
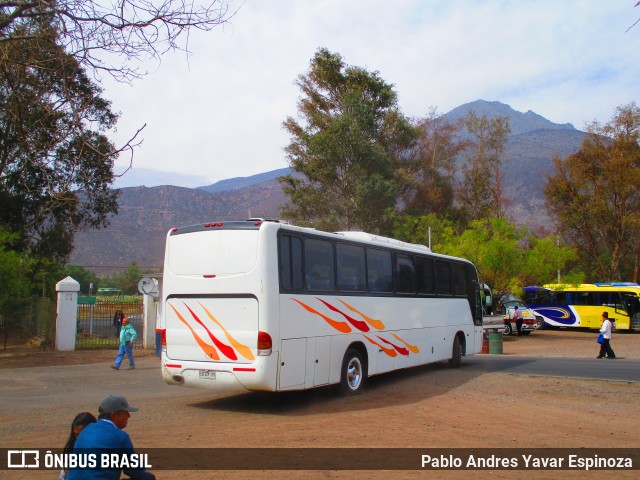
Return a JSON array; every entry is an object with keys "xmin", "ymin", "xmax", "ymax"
[{"xmin": 1, "ymin": 329, "xmax": 639, "ymax": 480}]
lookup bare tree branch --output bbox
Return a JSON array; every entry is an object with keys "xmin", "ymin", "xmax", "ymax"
[
  {"xmin": 627, "ymin": 1, "xmax": 640, "ymax": 33},
  {"xmin": 1, "ymin": 1, "xmax": 239, "ymax": 82}
]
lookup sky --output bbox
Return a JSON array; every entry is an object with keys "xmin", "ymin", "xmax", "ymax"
[{"xmin": 105, "ymin": 0, "xmax": 640, "ymax": 188}]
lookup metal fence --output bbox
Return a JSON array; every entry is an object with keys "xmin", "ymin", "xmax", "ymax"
[
  {"xmin": 0, "ymin": 298, "xmax": 57, "ymax": 351},
  {"xmin": 76, "ymin": 300, "xmax": 144, "ymax": 349}
]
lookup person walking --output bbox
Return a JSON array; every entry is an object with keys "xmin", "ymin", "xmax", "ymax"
[
  {"xmin": 597, "ymin": 311, "xmax": 616, "ymax": 359},
  {"xmin": 113, "ymin": 309, "xmax": 123, "ymax": 339},
  {"xmin": 513, "ymin": 305, "xmax": 524, "ymax": 335},
  {"xmin": 67, "ymin": 395, "xmax": 155, "ymax": 480},
  {"xmin": 60, "ymin": 412, "xmax": 97, "ymax": 480},
  {"xmin": 111, "ymin": 316, "xmax": 136, "ymax": 370}
]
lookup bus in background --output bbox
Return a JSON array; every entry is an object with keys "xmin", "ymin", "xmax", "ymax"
[
  {"xmin": 523, "ymin": 283, "xmax": 640, "ymax": 331},
  {"xmin": 159, "ymin": 219, "xmax": 484, "ymax": 394}
]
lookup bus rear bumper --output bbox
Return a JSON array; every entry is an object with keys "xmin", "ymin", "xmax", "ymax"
[{"xmin": 161, "ymin": 355, "xmax": 278, "ymax": 391}]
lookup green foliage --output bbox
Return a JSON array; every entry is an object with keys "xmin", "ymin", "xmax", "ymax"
[
  {"xmin": 545, "ymin": 102, "xmax": 640, "ymax": 281},
  {"xmin": 400, "ymin": 109, "xmax": 465, "ymax": 217},
  {"xmin": 391, "ymin": 215, "xmax": 577, "ymax": 296},
  {"xmin": 0, "ymin": 17, "xmax": 119, "ymax": 262},
  {"xmin": 63, "ymin": 264, "xmax": 102, "ymax": 295},
  {"xmin": 390, "ymin": 213, "xmax": 457, "ymax": 249},
  {"xmin": 0, "ymin": 229, "xmax": 34, "ymax": 331},
  {"xmin": 280, "ymin": 48, "xmax": 417, "ymax": 233},
  {"xmin": 108, "ymin": 262, "xmax": 144, "ymax": 295}
]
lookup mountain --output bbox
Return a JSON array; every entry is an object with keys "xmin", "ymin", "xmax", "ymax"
[
  {"xmin": 443, "ymin": 99, "xmax": 576, "ymax": 135},
  {"xmin": 198, "ymin": 167, "xmax": 291, "ymax": 193},
  {"xmin": 69, "ymin": 100, "xmax": 586, "ymax": 273},
  {"xmin": 71, "ymin": 182, "xmax": 286, "ymax": 275},
  {"xmin": 112, "ymin": 166, "xmax": 206, "ymax": 189}
]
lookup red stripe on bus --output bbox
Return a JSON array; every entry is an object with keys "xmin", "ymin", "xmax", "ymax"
[
  {"xmin": 165, "ymin": 364, "xmax": 182, "ymax": 368},
  {"xmin": 233, "ymin": 368, "xmax": 256, "ymax": 372}
]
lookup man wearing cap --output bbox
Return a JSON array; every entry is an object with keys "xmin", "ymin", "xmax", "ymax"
[{"xmin": 67, "ymin": 395, "xmax": 155, "ymax": 479}]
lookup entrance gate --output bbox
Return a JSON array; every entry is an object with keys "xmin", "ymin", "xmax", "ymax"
[{"xmin": 76, "ymin": 298, "xmax": 144, "ymax": 349}]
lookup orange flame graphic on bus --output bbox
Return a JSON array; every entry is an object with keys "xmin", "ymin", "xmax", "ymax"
[
  {"xmin": 292, "ymin": 298, "xmax": 420, "ymax": 358},
  {"xmin": 167, "ymin": 301, "xmax": 254, "ymax": 362}
]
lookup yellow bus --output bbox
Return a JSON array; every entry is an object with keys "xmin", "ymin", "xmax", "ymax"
[{"xmin": 523, "ymin": 283, "xmax": 640, "ymax": 331}]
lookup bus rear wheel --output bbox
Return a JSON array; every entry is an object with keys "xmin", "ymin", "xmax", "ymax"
[{"xmin": 340, "ymin": 348, "xmax": 365, "ymax": 394}]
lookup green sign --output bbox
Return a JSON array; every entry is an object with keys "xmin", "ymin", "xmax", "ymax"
[{"xmin": 78, "ymin": 295, "xmax": 97, "ymax": 305}]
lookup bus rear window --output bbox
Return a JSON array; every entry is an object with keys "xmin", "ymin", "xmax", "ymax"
[{"xmin": 167, "ymin": 230, "xmax": 259, "ymax": 275}]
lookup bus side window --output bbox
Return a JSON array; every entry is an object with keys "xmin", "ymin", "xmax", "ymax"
[
  {"xmin": 394, "ymin": 253, "xmax": 416, "ymax": 294},
  {"xmin": 305, "ymin": 238, "xmax": 335, "ymax": 291},
  {"xmin": 279, "ymin": 235, "xmax": 291, "ymax": 289},
  {"xmin": 279, "ymin": 234, "xmax": 303, "ymax": 290},
  {"xmin": 576, "ymin": 292, "xmax": 594, "ymax": 305},
  {"xmin": 367, "ymin": 248, "xmax": 392, "ymax": 293},
  {"xmin": 452, "ymin": 263, "xmax": 466, "ymax": 295},
  {"xmin": 337, "ymin": 243, "xmax": 366, "ymax": 291},
  {"xmin": 435, "ymin": 260, "xmax": 451, "ymax": 295},
  {"xmin": 291, "ymin": 237, "xmax": 303, "ymax": 289},
  {"xmin": 416, "ymin": 257, "xmax": 434, "ymax": 294}
]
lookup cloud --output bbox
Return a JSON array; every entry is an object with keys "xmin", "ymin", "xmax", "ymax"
[{"xmin": 104, "ymin": 0, "xmax": 639, "ymax": 187}]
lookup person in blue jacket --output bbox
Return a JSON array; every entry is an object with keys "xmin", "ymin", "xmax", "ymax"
[{"xmin": 67, "ymin": 395, "xmax": 155, "ymax": 480}]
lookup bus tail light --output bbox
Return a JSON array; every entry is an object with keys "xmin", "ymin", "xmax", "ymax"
[
  {"xmin": 159, "ymin": 329, "xmax": 167, "ymax": 347},
  {"xmin": 257, "ymin": 331, "xmax": 272, "ymax": 356}
]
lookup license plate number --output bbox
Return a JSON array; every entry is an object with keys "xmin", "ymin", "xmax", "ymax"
[{"xmin": 199, "ymin": 370, "xmax": 216, "ymax": 380}]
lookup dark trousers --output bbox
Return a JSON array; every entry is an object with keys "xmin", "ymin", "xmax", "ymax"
[
  {"xmin": 516, "ymin": 319, "xmax": 523, "ymax": 335},
  {"xmin": 598, "ymin": 339, "xmax": 616, "ymax": 358}
]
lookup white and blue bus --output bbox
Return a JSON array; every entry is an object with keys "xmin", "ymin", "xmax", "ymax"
[{"xmin": 159, "ymin": 219, "xmax": 484, "ymax": 394}]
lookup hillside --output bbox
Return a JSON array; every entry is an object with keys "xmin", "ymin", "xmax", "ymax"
[
  {"xmin": 69, "ymin": 100, "xmax": 586, "ymax": 273},
  {"xmin": 71, "ymin": 183, "xmax": 286, "ymax": 274}
]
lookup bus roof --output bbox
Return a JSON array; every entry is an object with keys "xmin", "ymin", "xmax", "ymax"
[{"xmin": 334, "ymin": 231, "xmax": 431, "ymax": 253}]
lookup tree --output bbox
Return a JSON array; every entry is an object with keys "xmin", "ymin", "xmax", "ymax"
[
  {"xmin": 390, "ymin": 215, "xmax": 576, "ymax": 296},
  {"xmin": 63, "ymin": 264, "xmax": 101, "ymax": 295},
  {"xmin": 457, "ymin": 111, "xmax": 511, "ymax": 221},
  {"xmin": 390, "ymin": 213, "xmax": 456, "ymax": 250},
  {"xmin": 1, "ymin": 2, "xmax": 236, "ymax": 263},
  {"xmin": 280, "ymin": 48, "xmax": 417, "ymax": 233},
  {"xmin": 0, "ymin": 1, "xmax": 235, "ymax": 82},
  {"xmin": 0, "ymin": 228, "xmax": 33, "ymax": 349},
  {"xmin": 112, "ymin": 262, "xmax": 143, "ymax": 295},
  {"xmin": 400, "ymin": 108, "xmax": 465, "ymax": 217},
  {"xmin": 545, "ymin": 102, "xmax": 640, "ymax": 281},
  {"xmin": 0, "ymin": 21, "xmax": 119, "ymax": 261}
]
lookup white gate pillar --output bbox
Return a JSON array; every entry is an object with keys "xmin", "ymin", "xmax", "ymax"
[
  {"xmin": 142, "ymin": 294, "xmax": 157, "ymax": 350},
  {"xmin": 56, "ymin": 276, "xmax": 80, "ymax": 351}
]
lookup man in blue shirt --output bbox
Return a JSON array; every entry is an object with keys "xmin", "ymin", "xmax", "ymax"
[{"xmin": 67, "ymin": 395, "xmax": 155, "ymax": 479}]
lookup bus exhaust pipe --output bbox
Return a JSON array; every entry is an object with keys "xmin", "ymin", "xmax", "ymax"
[{"xmin": 172, "ymin": 374, "xmax": 184, "ymax": 384}]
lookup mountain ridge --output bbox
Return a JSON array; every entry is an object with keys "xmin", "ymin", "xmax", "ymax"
[{"xmin": 70, "ymin": 100, "xmax": 586, "ymax": 273}]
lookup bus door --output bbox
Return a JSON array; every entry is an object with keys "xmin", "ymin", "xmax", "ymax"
[{"xmin": 621, "ymin": 292, "xmax": 640, "ymax": 330}]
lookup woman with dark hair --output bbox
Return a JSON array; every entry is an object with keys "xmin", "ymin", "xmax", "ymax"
[
  {"xmin": 61, "ymin": 412, "xmax": 97, "ymax": 479},
  {"xmin": 113, "ymin": 309, "xmax": 123, "ymax": 338}
]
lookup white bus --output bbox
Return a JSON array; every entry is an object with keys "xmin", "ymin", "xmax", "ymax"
[{"xmin": 159, "ymin": 219, "xmax": 484, "ymax": 394}]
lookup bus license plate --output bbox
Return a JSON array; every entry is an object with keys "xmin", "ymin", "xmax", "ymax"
[{"xmin": 199, "ymin": 370, "xmax": 216, "ymax": 380}]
